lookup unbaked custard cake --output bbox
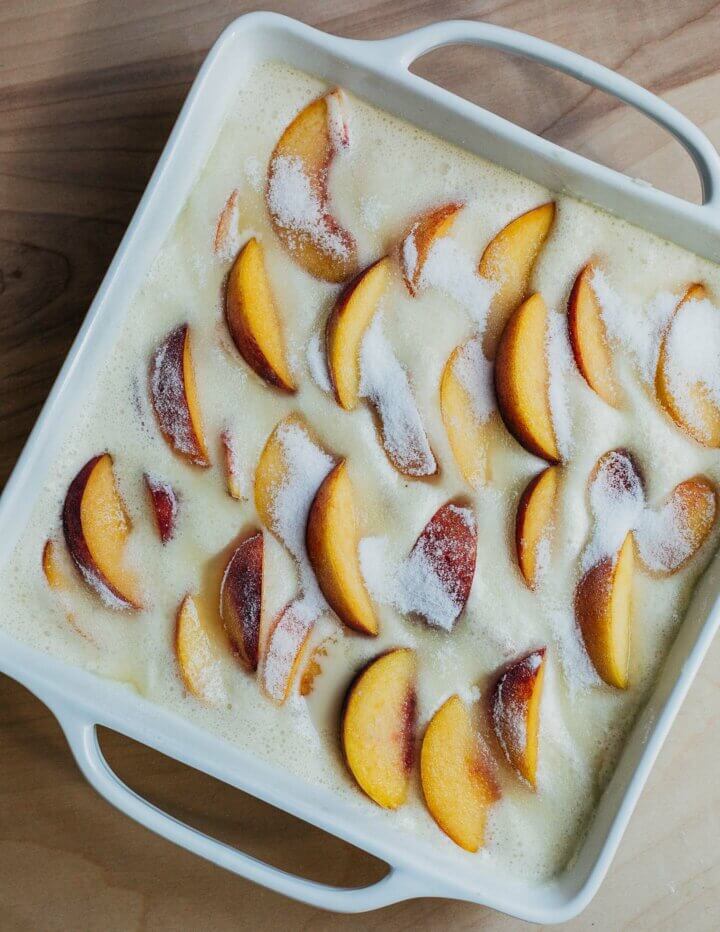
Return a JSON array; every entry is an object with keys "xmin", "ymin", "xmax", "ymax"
[{"xmin": 2, "ymin": 61, "xmax": 720, "ymax": 881}]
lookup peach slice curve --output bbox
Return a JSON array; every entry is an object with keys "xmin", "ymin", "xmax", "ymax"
[
  {"xmin": 62, "ymin": 453, "xmax": 142, "ymax": 610},
  {"xmin": 149, "ymin": 323, "xmax": 210, "ymax": 467},
  {"xmin": 42, "ymin": 539, "xmax": 71, "ymax": 591},
  {"xmin": 655, "ymin": 283, "xmax": 720, "ymax": 446},
  {"xmin": 421, "ymin": 695, "xmax": 500, "ymax": 851},
  {"xmin": 254, "ymin": 412, "xmax": 326, "ymax": 542},
  {"xmin": 341, "ymin": 648, "xmax": 416, "ymax": 809},
  {"xmin": 401, "ymin": 201, "xmax": 464, "ymax": 296},
  {"xmin": 407, "ymin": 501, "xmax": 477, "ymax": 630},
  {"xmin": 261, "ymin": 599, "xmax": 317, "ymax": 705},
  {"xmin": 480, "ymin": 202, "xmax": 555, "ymax": 358},
  {"xmin": 175, "ymin": 594, "xmax": 225, "ymax": 703},
  {"xmin": 636, "ymin": 476, "xmax": 717, "ymax": 576},
  {"xmin": 567, "ymin": 262, "xmax": 619, "ymax": 406},
  {"xmin": 225, "ymin": 237, "xmax": 296, "ymax": 393},
  {"xmin": 220, "ymin": 428, "xmax": 244, "ymax": 501},
  {"xmin": 213, "ymin": 188, "xmax": 239, "ymax": 258},
  {"xmin": 494, "ymin": 293, "xmax": 560, "ymax": 463},
  {"xmin": 306, "ymin": 460, "xmax": 378, "ymax": 636},
  {"xmin": 575, "ymin": 532, "xmax": 634, "ymax": 689},
  {"xmin": 266, "ymin": 89, "xmax": 358, "ymax": 283},
  {"xmin": 490, "ymin": 648, "xmax": 546, "ymax": 787},
  {"xmin": 516, "ymin": 466, "xmax": 560, "ymax": 589},
  {"xmin": 440, "ymin": 337, "xmax": 493, "ymax": 488},
  {"xmin": 219, "ymin": 531, "xmax": 263, "ymax": 672},
  {"xmin": 326, "ymin": 256, "xmax": 392, "ymax": 411}
]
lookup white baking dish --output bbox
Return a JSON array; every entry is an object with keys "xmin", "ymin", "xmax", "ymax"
[{"xmin": 1, "ymin": 13, "xmax": 720, "ymax": 923}]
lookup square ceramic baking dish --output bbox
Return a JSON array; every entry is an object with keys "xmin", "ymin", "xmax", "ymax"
[{"xmin": 1, "ymin": 13, "xmax": 720, "ymax": 923}]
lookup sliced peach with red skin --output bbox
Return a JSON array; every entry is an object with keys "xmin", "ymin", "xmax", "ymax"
[
  {"xmin": 401, "ymin": 201, "xmax": 464, "ymax": 296},
  {"xmin": 261, "ymin": 599, "xmax": 317, "ymax": 704},
  {"xmin": 175, "ymin": 594, "xmax": 225, "ymax": 702},
  {"xmin": 144, "ymin": 474, "xmax": 178, "ymax": 544},
  {"xmin": 62, "ymin": 453, "xmax": 142, "ymax": 610},
  {"xmin": 575, "ymin": 532, "xmax": 634, "ymax": 689},
  {"xmin": 225, "ymin": 237, "xmax": 296, "ymax": 392},
  {"xmin": 220, "ymin": 428, "xmax": 244, "ymax": 501},
  {"xmin": 567, "ymin": 262, "xmax": 619, "ymax": 406},
  {"xmin": 490, "ymin": 648, "xmax": 546, "ymax": 787},
  {"xmin": 306, "ymin": 460, "xmax": 378, "ymax": 636},
  {"xmin": 636, "ymin": 476, "xmax": 717, "ymax": 576},
  {"xmin": 655, "ymin": 284, "xmax": 720, "ymax": 446},
  {"xmin": 266, "ymin": 89, "xmax": 357, "ymax": 283},
  {"xmin": 421, "ymin": 695, "xmax": 500, "ymax": 851},
  {"xmin": 495, "ymin": 293, "xmax": 560, "ymax": 463},
  {"xmin": 480, "ymin": 202, "xmax": 555, "ymax": 358},
  {"xmin": 516, "ymin": 466, "xmax": 560, "ymax": 588},
  {"xmin": 409, "ymin": 501, "xmax": 477, "ymax": 629},
  {"xmin": 326, "ymin": 257, "xmax": 391, "ymax": 411},
  {"xmin": 149, "ymin": 323, "xmax": 210, "ymax": 467},
  {"xmin": 220, "ymin": 531, "xmax": 263, "ymax": 672},
  {"xmin": 341, "ymin": 648, "xmax": 416, "ymax": 809}
]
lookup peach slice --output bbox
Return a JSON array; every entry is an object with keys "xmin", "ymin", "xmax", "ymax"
[
  {"xmin": 62, "ymin": 453, "xmax": 142, "ymax": 610},
  {"xmin": 495, "ymin": 293, "xmax": 560, "ymax": 462},
  {"xmin": 636, "ymin": 476, "xmax": 717, "ymax": 576},
  {"xmin": 567, "ymin": 262, "xmax": 619, "ymax": 406},
  {"xmin": 575, "ymin": 532, "xmax": 634, "ymax": 689},
  {"xmin": 144, "ymin": 474, "xmax": 178, "ymax": 544},
  {"xmin": 400, "ymin": 201, "xmax": 464, "ymax": 296},
  {"xmin": 406, "ymin": 501, "xmax": 477, "ymax": 630},
  {"xmin": 655, "ymin": 284, "xmax": 720, "ymax": 446},
  {"xmin": 421, "ymin": 695, "xmax": 500, "ymax": 851},
  {"xmin": 225, "ymin": 237, "xmax": 296, "ymax": 393},
  {"xmin": 266, "ymin": 89, "xmax": 357, "ymax": 283},
  {"xmin": 341, "ymin": 648, "xmax": 416, "ymax": 809},
  {"xmin": 254, "ymin": 412, "xmax": 332, "ymax": 544},
  {"xmin": 175, "ymin": 594, "xmax": 225, "ymax": 702},
  {"xmin": 490, "ymin": 648, "xmax": 546, "ymax": 787},
  {"xmin": 516, "ymin": 466, "xmax": 560, "ymax": 588},
  {"xmin": 440, "ymin": 337, "xmax": 494, "ymax": 487},
  {"xmin": 306, "ymin": 460, "xmax": 378, "ymax": 635},
  {"xmin": 220, "ymin": 428, "xmax": 244, "ymax": 501},
  {"xmin": 42, "ymin": 539, "xmax": 71, "ymax": 591},
  {"xmin": 326, "ymin": 257, "xmax": 391, "ymax": 411},
  {"xmin": 261, "ymin": 598, "xmax": 317, "ymax": 704},
  {"xmin": 220, "ymin": 531, "xmax": 263, "ymax": 672},
  {"xmin": 480, "ymin": 202, "xmax": 555, "ymax": 358},
  {"xmin": 213, "ymin": 188, "xmax": 240, "ymax": 258},
  {"xmin": 149, "ymin": 323, "xmax": 210, "ymax": 467},
  {"xmin": 299, "ymin": 636, "xmax": 332, "ymax": 697}
]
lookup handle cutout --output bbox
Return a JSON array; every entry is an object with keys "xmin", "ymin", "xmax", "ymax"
[
  {"xmin": 410, "ymin": 44, "xmax": 703, "ymax": 204},
  {"xmin": 98, "ymin": 726, "xmax": 388, "ymax": 889}
]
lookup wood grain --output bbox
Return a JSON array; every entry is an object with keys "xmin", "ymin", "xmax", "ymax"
[{"xmin": 2, "ymin": 2, "xmax": 720, "ymax": 929}]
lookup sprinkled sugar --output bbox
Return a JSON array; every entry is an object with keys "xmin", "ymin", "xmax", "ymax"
[
  {"xmin": 545, "ymin": 308, "xmax": 574, "ymax": 459},
  {"xmin": 306, "ymin": 331, "xmax": 332, "ymax": 393},
  {"xmin": 359, "ymin": 314, "xmax": 436, "ymax": 477},
  {"xmin": 267, "ymin": 155, "xmax": 350, "ymax": 260},
  {"xmin": 582, "ymin": 450, "xmax": 644, "ymax": 571},
  {"xmin": 452, "ymin": 336, "xmax": 495, "ymax": 423},
  {"xmin": 663, "ymin": 295, "xmax": 720, "ymax": 434},
  {"xmin": 269, "ymin": 420, "xmax": 334, "ymax": 611},
  {"xmin": 419, "ymin": 237, "xmax": 497, "ymax": 327}
]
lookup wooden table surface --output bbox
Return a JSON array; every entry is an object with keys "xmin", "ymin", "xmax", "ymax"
[{"xmin": 2, "ymin": 1, "xmax": 720, "ymax": 928}]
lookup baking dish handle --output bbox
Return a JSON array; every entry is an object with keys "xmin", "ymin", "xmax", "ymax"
[
  {"xmin": 377, "ymin": 19, "xmax": 720, "ymax": 211},
  {"xmin": 55, "ymin": 709, "xmax": 424, "ymax": 912}
]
